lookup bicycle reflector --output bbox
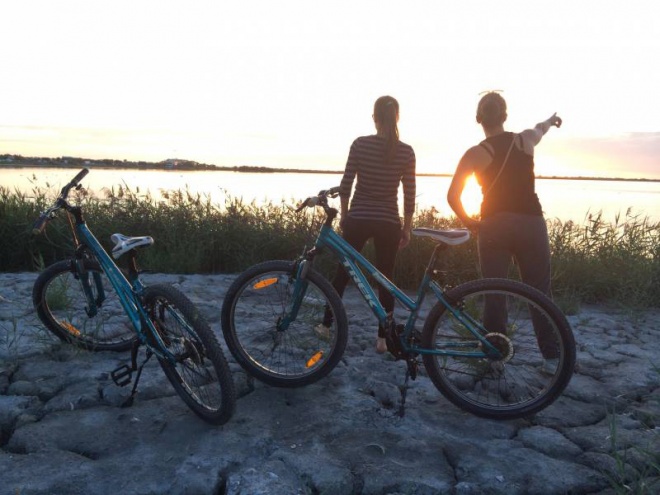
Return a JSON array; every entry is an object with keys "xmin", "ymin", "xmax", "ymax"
[
  {"xmin": 253, "ymin": 277, "xmax": 278, "ymax": 290},
  {"xmin": 60, "ymin": 320, "xmax": 81, "ymax": 336},
  {"xmin": 306, "ymin": 351, "xmax": 323, "ymax": 368}
]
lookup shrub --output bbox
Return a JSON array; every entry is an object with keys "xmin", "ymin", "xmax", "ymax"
[{"xmin": 1, "ymin": 184, "xmax": 658, "ymax": 308}]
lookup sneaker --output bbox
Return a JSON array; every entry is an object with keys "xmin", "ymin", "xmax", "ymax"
[
  {"xmin": 314, "ymin": 324, "xmax": 331, "ymax": 341},
  {"xmin": 540, "ymin": 358, "xmax": 559, "ymax": 376},
  {"xmin": 376, "ymin": 337, "xmax": 387, "ymax": 354}
]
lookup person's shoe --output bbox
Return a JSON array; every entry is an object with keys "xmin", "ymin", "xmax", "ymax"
[
  {"xmin": 540, "ymin": 358, "xmax": 559, "ymax": 376},
  {"xmin": 376, "ymin": 337, "xmax": 387, "ymax": 354},
  {"xmin": 314, "ymin": 324, "xmax": 331, "ymax": 341}
]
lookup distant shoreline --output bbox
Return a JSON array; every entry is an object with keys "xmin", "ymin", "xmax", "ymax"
[{"xmin": 1, "ymin": 156, "xmax": 658, "ymax": 183}]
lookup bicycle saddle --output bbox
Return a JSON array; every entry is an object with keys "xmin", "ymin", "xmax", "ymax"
[
  {"xmin": 412, "ymin": 228, "xmax": 470, "ymax": 246},
  {"xmin": 110, "ymin": 233, "xmax": 154, "ymax": 259}
]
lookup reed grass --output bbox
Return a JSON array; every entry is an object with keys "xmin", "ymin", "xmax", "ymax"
[
  {"xmin": 1, "ymin": 183, "xmax": 658, "ymax": 309},
  {"xmin": 605, "ymin": 404, "xmax": 660, "ymax": 494}
]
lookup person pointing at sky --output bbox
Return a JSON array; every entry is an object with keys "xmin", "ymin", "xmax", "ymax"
[{"xmin": 447, "ymin": 92, "xmax": 562, "ymax": 371}]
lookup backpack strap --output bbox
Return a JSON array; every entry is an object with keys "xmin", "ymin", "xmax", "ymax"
[
  {"xmin": 478, "ymin": 141, "xmax": 495, "ymax": 159},
  {"xmin": 482, "ymin": 134, "xmax": 517, "ymax": 199}
]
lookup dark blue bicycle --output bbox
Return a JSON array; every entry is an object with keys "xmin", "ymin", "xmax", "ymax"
[
  {"xmin": 32, "ymin": 169, "xmax": 235, "ymax": 424},
  {"xmin": 221, "ymin": 187, "xmax": 575, "ymax": 420}
]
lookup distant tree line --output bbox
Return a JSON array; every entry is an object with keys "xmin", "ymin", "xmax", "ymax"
[{"xmin": 0, "ymin": 154, "xmax": 340, "ymax": 174}]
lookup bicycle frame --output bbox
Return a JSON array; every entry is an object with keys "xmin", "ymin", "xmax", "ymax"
[
  {"xmin": 67, "ymin": 207, "xmax": 178, "ymax": 363},
  {"xmin": 303, "ymin": 222, "xmax": 501, "ymax": 359}
]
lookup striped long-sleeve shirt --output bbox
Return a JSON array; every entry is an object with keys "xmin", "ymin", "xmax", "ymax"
[{"xmin": 339, "ymin": 135, "xmax": 416, "ymax": 225}]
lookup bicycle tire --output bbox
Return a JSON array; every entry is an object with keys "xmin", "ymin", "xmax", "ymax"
[
  {"xmin": 221, "ymin": 260, "xmax": 348, "ymax": 387},
  {"xmin": 144, "ymin": 284, "xmax": 235, "ymax": 425},
  {"xmin": 32, "ymin": 259, "xmax": 138, "ymax": 352},
  {"xmin": 421, "ymin": 278, "xmax": 575, "ymax": 420}
]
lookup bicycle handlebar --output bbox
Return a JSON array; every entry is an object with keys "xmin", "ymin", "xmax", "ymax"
[
  {"xmin": 60, "ymin": 168, "xmax": 89, "ymax": 198},
  {"xmin": 32, "ymin": 168, "xmax": 90, "ymax": 234},
  {"xmin": 295, "ymin": 186, "xmax": 340, "ymax": 213}
]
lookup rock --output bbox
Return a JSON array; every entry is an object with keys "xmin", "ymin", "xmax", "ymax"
[{"xmin": 0, "ymin": 272, "xmax": 659, "ymax": 494}]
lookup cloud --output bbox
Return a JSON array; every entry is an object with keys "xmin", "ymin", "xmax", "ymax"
[{"xmin": 549, "ymin": 133, "xmax": 660, "ymax": 179}]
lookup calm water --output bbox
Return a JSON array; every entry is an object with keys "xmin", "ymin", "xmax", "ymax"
[{"xmin": 2, "ymin": 167, "xmax": 659, "ymax": 224}]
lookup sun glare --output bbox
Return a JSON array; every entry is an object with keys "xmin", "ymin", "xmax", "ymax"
[{"xmin": 461, "ymin": 175, "xmax": 482, "ymax": 217}]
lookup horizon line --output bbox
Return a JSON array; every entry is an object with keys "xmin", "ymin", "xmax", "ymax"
[{"xmin": 1, "ymin": 154, "xmax": 659, "ymax": 183}]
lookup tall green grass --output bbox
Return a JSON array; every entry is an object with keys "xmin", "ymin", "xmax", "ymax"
[
  {"xmin": 548, "ymin": 210, "xmax": 660, "ymax": 308},
  {"xmin": 1, "ymin": 183, "xmax": 658, "ymax": 308}
]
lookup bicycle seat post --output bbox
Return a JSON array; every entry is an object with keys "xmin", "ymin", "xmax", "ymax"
[
  {"xmin": 125, "ymin": 250, "xmax": 141, "ymax": 282},
  {"xmin": 426, "ymin": 243, "xmax": 447, "ymax": 277}
]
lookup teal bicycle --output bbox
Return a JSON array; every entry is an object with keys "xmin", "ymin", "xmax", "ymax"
[
  {"xmin": 32, "ymin": 169, "xmax": 235, "ymax": 424},
  {"xmin": 221, "ymin": 187, "xmax": 575, "ymax": 419}
]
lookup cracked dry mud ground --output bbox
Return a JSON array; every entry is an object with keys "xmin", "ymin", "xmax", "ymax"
[{"xmin": 1, "ymin": 272, "xmax": 659, "ymax": 494}]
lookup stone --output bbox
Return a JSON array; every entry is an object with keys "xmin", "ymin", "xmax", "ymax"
[{"xmin": 0, "ymin": 272, "xmax": 658, "ymax": 494}]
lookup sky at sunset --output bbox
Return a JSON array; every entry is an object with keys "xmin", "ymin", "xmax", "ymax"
[{"xmin": 1, "ymin": 0, "xmax": 659, "ymax": 179}]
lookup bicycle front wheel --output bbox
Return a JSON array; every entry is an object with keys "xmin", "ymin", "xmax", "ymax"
[
  {"xmin": 32, "ymin": 259, "xmax": 137, "ymax": 351},
  {"xmin": 221, "ymin": 260, "xmax": 348, "ymax": 387},
  {"xmin": 144, "ymin": 284, "xmax": 236, "ymax": 425},
  {"xmin": 422, "ymin": 278, "xmax": 575, "ymax": 420}
]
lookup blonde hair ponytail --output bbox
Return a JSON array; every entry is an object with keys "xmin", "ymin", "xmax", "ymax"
[{"xmin": 373, "ymin": 96, "xmax": 399, "ymax": 163}]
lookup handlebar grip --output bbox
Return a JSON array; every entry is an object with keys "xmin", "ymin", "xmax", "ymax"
[
  {"xmin": 32, "ymin": 214, "xmax": 49, "ymax": 235},
  {"xmin": 71, "ymin": 168, "xmax": 90, "ymax": 185},
  {"xmin": 59, "ymin": 168, "xmax": 90, "ymax": 198},
  {"xmin": 327, "ymin": 186, "xmax": 340, "ymax": 197}
]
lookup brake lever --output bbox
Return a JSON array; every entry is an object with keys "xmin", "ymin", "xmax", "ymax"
[{"xmin": 326, "ymin": 186, "xmax": 340, "ymax": 198}]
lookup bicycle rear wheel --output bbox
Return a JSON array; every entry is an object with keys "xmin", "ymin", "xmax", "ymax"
[
  {"xmin": 221, "ymin": 260, "xmax": 348, "ymax": 387},
  {"xmin": 422, "ymin": 278, "xmax": 575, "ymax": 420},
  {"xmin": 32, "ymin": 259, "xmax": 137, "ymax": 351},
  {"xmin": 144, "ymin": 284, "xmax": 235, "ymax": 425}
]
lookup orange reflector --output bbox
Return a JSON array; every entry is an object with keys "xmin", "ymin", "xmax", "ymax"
[
  {"xmin": 253, "ymin": 277, "xmax": 278, "ymax": 290},
  {"xmin": 61, "ymin": 321, "xmax": 81, "ymax": 336},
  {"xmin": 306, "ymin": 351, "xmax": 323, "ymax": 368}
]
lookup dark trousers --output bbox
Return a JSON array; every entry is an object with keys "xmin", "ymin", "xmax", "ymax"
[
  {"xmin": 325, "ymin": 217, "xmax": 402, "ymax": 330},
  {"xmin": 478, "ymin": 213, "xmax": 558, "ymax": 358}
]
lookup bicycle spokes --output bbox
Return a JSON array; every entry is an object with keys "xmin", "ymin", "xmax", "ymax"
[{"xmin": 221, "ymin": 261, "xmax": 349, "ymax": 387}]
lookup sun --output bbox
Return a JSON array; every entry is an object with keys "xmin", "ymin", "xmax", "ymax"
[{"xmin": 461, "ymin": 174, "xmax": 483, "ymax": 217}]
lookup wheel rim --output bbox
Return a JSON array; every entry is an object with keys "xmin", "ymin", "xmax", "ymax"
[
  {"xmin": 150, "ymin": 296, "xmax": 225, "ymax": 412},
  {"xmin": 230, "ymin": 271, "xmax": 340, "ymax": 381},
  {"xmin": 43, "ymin": 269, "xmax": 135, "ymax": 348},
  {"xmin": 428, "ymin": 288, "xmax": 569, "ymax": 415}
]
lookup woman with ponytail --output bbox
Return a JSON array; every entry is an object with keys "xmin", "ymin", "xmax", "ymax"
[{"xmin": 319, "ymin": 95, "xmax": 416, "ymax": 353}]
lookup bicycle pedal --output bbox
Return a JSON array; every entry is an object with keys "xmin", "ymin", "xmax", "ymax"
[{"xmin": 111, "ymin": 364, "xmax": 133, "ymax": 387}]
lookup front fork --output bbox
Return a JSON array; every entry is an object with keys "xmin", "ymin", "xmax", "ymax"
[
  {"xmin": 73, "ymin": 253, "xmax": 106, "ymax": 318},
  {"xmin": 277, "ymin": 258, "xmax": 312, "ymax": 332},
  {"xmin": 73, "ymin": 246, "xmax": 140, "ymax": 321}
]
